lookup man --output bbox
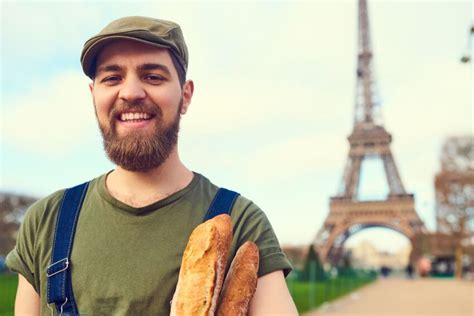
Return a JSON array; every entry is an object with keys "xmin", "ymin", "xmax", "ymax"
[{"xmin": 7, "ymin": 16, "xmax": 298, "ymax": 315}]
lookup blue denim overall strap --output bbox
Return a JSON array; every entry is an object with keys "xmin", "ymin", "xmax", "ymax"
[
  {"xmin": 203, "ymin": 188, "xmax": 240, "ymax": 221},
  {"xmin": 47, "ymin": 181, "xmax": 89, "ymax": 315}
]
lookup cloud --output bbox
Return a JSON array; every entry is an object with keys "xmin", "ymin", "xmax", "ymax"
[
  {"xmin": 2, "ymin": 3, "xmax": 103, "ymax": 60},
  {"xmin": 2, "ymin": 72, "xmax": 98, "ymax": 157},
  {"xmin": 244, "ymin": 132, "xmax": 346, "ymax": 182},
  {"xmin": 182, "ymin": 77, "xmax": 352, "ymax": 133},
  {"xmin": 384, "ymin": 63, "xmax": 472, "ymax": 144}
]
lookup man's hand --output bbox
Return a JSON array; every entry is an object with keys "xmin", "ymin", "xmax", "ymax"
[
  {"xmin": 15, "ymin": 274, "xmax": 40, "ymax": 316},
  {"xmin": 248, "ymin": 270, "xmax": 298, "ymax": 315}
]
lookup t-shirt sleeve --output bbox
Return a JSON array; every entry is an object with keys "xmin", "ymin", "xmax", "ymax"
[
  {"xmin": 5, "ymin": 200, "xmax": 43, "ymax": 292},
  {"xmin": 231, "ymin": 196, "xmax": 293, "ymax": 278}
]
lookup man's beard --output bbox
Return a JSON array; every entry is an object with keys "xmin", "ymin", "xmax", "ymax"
[{"xmin": 96, "ymin": 99, "xmax": 182, "ymax": 172}]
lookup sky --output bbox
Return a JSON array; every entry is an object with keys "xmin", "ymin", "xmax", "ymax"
[{"xmin": 1, "ymin": 0, "xmax": 472, "ymax": 253}]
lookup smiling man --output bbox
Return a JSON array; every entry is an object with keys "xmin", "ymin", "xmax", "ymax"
[{"xmin": 6, "ymin": 16, "xmax": 298, "ymax": 315}]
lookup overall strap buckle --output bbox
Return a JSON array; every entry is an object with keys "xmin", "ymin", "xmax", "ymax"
[{"xmin": 47, "ymin": 258, "xmax": 69, "ymax": 278}]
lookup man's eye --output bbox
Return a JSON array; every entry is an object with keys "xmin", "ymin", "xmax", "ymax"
[
  {"xmin": 145, "ymin": 74, "xmax": 165, "ymax": 82},
  {"xmin": 101, "ymin": 76, "xmax": 121, "ymax": 83}
]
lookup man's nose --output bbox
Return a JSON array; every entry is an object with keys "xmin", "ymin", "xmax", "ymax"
[{"xmin": 118, "ymin": 77, "xmax": 146, "ymax": 101}]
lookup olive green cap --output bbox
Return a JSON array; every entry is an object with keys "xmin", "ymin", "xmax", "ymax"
[{"xmin": 80, "ymin": 16, "xmax": 188, "ymax": 79}]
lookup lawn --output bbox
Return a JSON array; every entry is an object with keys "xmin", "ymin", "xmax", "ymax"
[
  {"xmin": 0, "ymin": 273, "xmax": 17, "ymax": 316},
  {"xmin": 288, "ymin": 275, "xmax": 376, "ymax": 314}
]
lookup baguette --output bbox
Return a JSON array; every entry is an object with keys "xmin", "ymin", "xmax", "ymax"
[
  {"xmin": 216, "ymin": 241, "xmax": 259, "ymax": 316},
  {"xmin": 170, "ymin": 214, "xmax": 233, "ymax": 316}
]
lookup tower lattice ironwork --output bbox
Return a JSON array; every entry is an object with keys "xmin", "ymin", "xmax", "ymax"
[{"xmin": 314, "ymin": 0, "xmax": 425, "ymax": 264}]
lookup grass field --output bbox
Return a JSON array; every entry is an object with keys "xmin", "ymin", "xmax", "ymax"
[
  {"xmin": 0, "ymin": 273, "xmax": 17, "ymax": 316},
  {"xmin": 288, "ymin": 275, "xmax": 375, "ymax": 314}
]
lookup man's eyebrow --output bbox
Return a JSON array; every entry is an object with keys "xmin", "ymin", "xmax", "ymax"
[
  {"xmin": 96, "ymin": 64, "xmax": 122, "ymax": 74},
  {"xmin": 138, "ymin": 63, "xmax": 171, "ymax": 76}
]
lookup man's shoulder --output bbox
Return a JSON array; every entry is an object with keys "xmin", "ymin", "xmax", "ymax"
[
  {"xmin": 24, "ymin": 189, "xmax": 65, "ymax": 221},
  {"xmin": 196, "ymin": 173, "xmax": 261, "ymax": 212}
]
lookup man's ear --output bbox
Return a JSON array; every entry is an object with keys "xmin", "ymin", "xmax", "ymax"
[
  {"xmin": 181, "ymin": 80, "xmax": 194, "ymax": 115},
  {"xmin": 89, "ymin": 81, "xmax": 94, "ymax": 95}
]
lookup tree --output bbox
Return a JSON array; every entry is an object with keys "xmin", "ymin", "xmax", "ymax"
[
  {"xmin": 0, "ymin": 193, "xmax": 37, "ymax": 256},
  {"xmin": 435, "ymin": 136, "xmax": 474, "ymax": 278},
  {"xmin": 339, "ymin": 249, "xmax": 354, "ymax": 277},
  {"xmin": 300, "ymin": 244, "xmax": 326, "ymax": 281}
]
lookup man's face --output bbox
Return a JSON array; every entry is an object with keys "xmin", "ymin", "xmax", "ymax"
[{"xmin": 90, "ymin": 40, "xmax": 193, "ymax": 171}]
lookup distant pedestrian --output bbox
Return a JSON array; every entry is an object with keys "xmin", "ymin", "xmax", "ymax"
[
  {"xmin": 380, "ymin": 266, "xmax": 391, "ymax": 278},
  {"xmin": 406, "ymin": 264, "xmax": 414, "ymax": 279},
  {"xmin": 417, "ymin": 257, "xmax": 432, "ymax": 277}
]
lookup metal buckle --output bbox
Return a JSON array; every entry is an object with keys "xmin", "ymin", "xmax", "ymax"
[
  {"xmin": 59, "ymin": 297, "xmax": 68, "ymax": 315},
  {"xmin": 47, "ymin": 303, "xmax": 55, "ymax": 316},
  {"xmin": 47, "ymin": 297, "xmax": 68, "ymax": 316},
  {"xmin": 46, "ymin": 258, "xmax": 69, "ymax": 277}
]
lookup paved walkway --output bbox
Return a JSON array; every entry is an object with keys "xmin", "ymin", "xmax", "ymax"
[{"xmin": 305, "ymin": 278, "xmax": 474, "ymax": 316}]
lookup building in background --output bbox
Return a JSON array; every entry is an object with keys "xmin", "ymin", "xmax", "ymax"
[{"xmin": 346, "ymin": 240, "xmax": 411, "ymax": 270}]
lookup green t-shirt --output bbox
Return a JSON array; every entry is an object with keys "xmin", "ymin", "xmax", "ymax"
[{"xmin": 6, "ymin": 171, "xmax": 292, "ymax": 315}]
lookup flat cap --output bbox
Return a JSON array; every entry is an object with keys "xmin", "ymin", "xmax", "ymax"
[{"xmin": 80, "ymin": 16, "xmax": 188, "ymax": 79}]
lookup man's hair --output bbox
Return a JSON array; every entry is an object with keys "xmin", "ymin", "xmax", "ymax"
[{"xmin": 169, "ymin": 51, "xmax": 186, "ymax": 86}]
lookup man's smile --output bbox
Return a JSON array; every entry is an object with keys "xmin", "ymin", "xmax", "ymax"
[
  {"xmin": 115, "ymin": 111, "xmax": 157, "ymax": 130},
  {"xmin": 119, "ymin": 112, "xmax": 153, "ymax": 122}
]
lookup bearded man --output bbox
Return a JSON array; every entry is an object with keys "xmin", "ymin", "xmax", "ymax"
[{"xmin": 6, "ymin": 16, "xmax": 298, "ymax": 315}]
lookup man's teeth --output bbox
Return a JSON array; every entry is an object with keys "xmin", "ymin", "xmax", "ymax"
[{"xmin": 120, "ymin": 112, "xmax": 152, "ymax": 121}]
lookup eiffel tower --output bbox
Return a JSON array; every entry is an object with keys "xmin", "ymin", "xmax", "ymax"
[{"xmin": 314, "ymin": 0, "xmax": 425, "ymax": 264}]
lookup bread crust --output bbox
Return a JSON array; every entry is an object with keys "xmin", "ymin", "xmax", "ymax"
[
  {"xmin": 216, "ymin": 241, "xmax": 259, "ymax": 316},
  {"xmin": 170, "ymin": 214, "xmax": 232, "ymax": 316}
]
